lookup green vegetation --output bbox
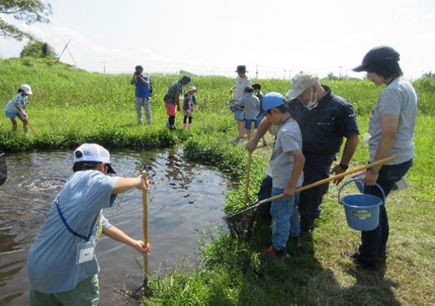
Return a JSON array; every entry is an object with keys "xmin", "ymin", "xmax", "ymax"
[
  {"xmin": 1, "ymin": 58, "xmax": 434, "ymax": 305},
  {"xmin": 0, "ymin": 0, "xmax": 51, "ymax": 41},
  {"xmin": 20, "ymin": 39, "xmax": 57, "ymax": 59}
]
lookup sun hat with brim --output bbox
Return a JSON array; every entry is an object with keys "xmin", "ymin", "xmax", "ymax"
[
  {"xmin": 235, "ymin": 65, "xmax": 247, "ymax": 73},
  {"xmin": 353, "ymin": 46, "xmax": 400, "ymax": 72},
  {"xmin": 257, "ymin": 92, "xmax": 286, "ymax": 119},
  {"xmin": 181, "ymin": 75, "xmax": 191, "ymax": 84},
  {"xmin": 73, "ymin": 143, "xmax": 116, "ymax": 174},
  {"xmin": 188, "ymin": 86, "xmax": 197, "ymax": 92},
  {"xmin": 20, "ymin": 84, "xmax": 32, "ymax": 95},
  {"xmin": 286, "ymin": 72, "xmax": 319, "ymax": 100}
]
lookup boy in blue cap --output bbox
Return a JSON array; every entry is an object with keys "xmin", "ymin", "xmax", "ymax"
[{"xmin": 258, "ymin": 93, "xmax": 305, "ymax": 256}]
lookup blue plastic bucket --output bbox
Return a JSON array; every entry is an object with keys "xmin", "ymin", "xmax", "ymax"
[{"xmin": 338, "ymin": 178, "xmax": 385, "ymax": 231}]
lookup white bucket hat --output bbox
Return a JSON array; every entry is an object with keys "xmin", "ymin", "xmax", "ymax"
[
  {"xmin": 73, "ymin": 143, "xmax": 116, "ymax": 174},
  {"xmin": 20, "ymin": 84, "xmax": 33, "ymax": 95}
]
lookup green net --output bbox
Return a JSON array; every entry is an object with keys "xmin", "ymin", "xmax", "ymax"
[{"xmin": 223, "ymin": 201, "xmax": 269, "ymax": 240}]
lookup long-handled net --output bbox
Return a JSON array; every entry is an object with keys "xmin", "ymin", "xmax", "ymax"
[{"xmin": 224, "ymin": 155, "xmax": 399, "ymax": 240}]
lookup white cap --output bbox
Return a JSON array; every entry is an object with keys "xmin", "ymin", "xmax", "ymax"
[
  {"xmin": 73, "ymin": 143, "xmax": 116, "ymax": 173},
  {"xmin": 20, "ymin": 84, "xmax": 33, "ymax": 95},
  {"xmin": 188, "ymin": 86, "xmax": 197, "ymax": 92},
  {"xmin": 286, "ymin": 72, "xmax": 319, "ymax": 100}
]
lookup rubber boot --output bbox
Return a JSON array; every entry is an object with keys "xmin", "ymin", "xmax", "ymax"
[{"xmin": 300, "ymin": 217, "xmax": 315, "ymax": 233}]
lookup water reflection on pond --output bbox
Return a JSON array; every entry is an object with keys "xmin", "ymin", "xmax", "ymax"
[{"xmin": 0, "ymin": 148, "xmax": 232, "ymax": 305}]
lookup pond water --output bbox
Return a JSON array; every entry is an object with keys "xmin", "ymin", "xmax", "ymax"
[{"xmin": 0, "ymin": 148, "xmax": 232, "ymax": 305}]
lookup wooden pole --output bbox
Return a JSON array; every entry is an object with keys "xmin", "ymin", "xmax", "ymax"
[
  {"xmin": 257, "ymin": 155, "xmax": 399, "ymax": 205},
  {"xmin": 141, "ymin": 171, "xmax": 149, "ymax": 281},
  {"xmin": 27, "ymin": 120, "xmax": 39, "ymax": 139},
  {"xmin": 243, "ymin": 151, "xmax": 253, "ymax": 207}
]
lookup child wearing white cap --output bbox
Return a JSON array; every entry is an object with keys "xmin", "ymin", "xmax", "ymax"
[
  {"xmin": 27, "ymin": 143, "xmax": 151, "ymax": 305},
  {"xmin": 183, "ymin": 86, "xmax": 198, "ymax": 129},
  {"xmin": 4, "ymin": 84, "xmax": 33, "ymax": 133}
]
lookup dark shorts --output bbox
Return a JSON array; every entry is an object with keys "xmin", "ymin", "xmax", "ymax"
[
  {"xmin": 244, "ymin": 119, "xmax": 258, "ymax": 130},
  {"xmin": 234, "ymin": 109, "xmax": 244, "ymax": 121}
]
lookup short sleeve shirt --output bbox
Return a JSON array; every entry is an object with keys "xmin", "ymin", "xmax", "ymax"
[
  {"xmin": 5, "ymin": 93, "xmax": 27, "ymax": 113},
  {"xmin": 166, "ymin": 80, "xmax": 183, "ymax": 104},
  {"xmin": 368, "ymin": 78, "xmax": 417, "ymax": 164},
  {"xmin": 135, "ymin": 75, "xmax": 151, "ymax": 98},
  {"xmin": 235, "ymin": 76, "xmax": 252, "ymax": 100},
  {"xmin": 270, "ymin": 121, "xmax": 304, "ymax": 189},
  {"xmin": 27, "ymin": 170, "xmax": 119, "ymax": 293},
  {"xmin": 236, "ymin": 93, "xmax": 259, "ymax": 120}
]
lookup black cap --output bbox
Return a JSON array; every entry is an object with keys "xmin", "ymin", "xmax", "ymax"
[
  {"xmin": 235, "ymin": 65, "xmax": 247, "ymax": 73},
  {"xmin": 353, "ymin": 46, "xmax": 400, "ymax": 72},
  {"xmin": 181, "ymin": 75, "xmax": 191, "ymax": 84},
  {"xmin": 135, "ymin": 65, "xmax": 143, "ymax": 71}
]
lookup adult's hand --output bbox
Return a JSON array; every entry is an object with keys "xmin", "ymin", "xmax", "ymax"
[
  {"xmin": 330, "ymin": 165, "xmax": 346, "ymax": 185},
  {"xmin": 362, "ymin": 170, "xmax": 378, "ymax": 186}
]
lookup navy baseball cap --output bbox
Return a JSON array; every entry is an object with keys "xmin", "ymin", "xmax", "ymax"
[{"xmin": 353, "ymin": 46, "xmax": 400, "ymax": 72}]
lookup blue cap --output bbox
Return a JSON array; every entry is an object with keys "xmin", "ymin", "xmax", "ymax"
[{"xmin": 257, "ymin": 92, "xmax": 285, "ymax": 119}]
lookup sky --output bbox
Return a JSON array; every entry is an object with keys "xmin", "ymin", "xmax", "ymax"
[{"xmin": 1, "ymin": 0, "xmax": 435, "ymax": 80}]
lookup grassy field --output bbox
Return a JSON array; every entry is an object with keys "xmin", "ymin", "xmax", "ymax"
[{"xmin": 1, "ymin": 58, "xmax": 434, "ymax": 305}]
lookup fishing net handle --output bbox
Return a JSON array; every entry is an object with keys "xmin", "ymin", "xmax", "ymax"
[
  {"xmin": 257, "ymin": 155, "xmax": 398, "ymax": 205},
  {"xmin": 141, "ymin": 171, "xmax": 149, "ymax": 277}
]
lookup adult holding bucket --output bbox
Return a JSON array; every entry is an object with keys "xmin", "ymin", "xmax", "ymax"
[{"xmin": 347, "ymin": 46, "xmax": 417, "ymax": 269}]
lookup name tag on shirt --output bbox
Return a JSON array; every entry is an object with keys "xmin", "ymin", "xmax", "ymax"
[{"xmin": 77, "ymin": 241, "xmax": 95, "ymax": 264}]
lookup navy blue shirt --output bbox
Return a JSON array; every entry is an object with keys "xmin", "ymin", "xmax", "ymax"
[{"xmin": 288, "ymin": 85, "xmax": 359, "ymax": 156}]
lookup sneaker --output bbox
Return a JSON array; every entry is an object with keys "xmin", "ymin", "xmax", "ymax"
[{"xmin": 262, "ymin": 245, "xmax": 288, "ymax": 258}]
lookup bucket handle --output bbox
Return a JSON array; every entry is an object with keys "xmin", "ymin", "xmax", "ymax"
[{"xmin": 338, "ymin": 178, "xmax": 385, "ymax": 205}]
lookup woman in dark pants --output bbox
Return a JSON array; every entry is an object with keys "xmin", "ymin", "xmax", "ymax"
[{"xmin": 350, "ymin": 46, "xmax": 417, "ymax": 268}]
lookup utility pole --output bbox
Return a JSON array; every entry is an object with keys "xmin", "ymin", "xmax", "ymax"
[
  {"xmin": 102, "ymin": 61, "xmax": 106, "ymax": 74},
  {"xmin": 255, "ymin": 64, "xmax": 258, "ymax": 80}
]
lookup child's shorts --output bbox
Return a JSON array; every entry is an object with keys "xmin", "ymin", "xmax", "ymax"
[
  {"xmin": 165, "ymin": 103, "xmax": 177, "ymax": 116},
  {"xmin": 5, "ymin": 111, "xmax": 25, "ymax": 119},
  {"xmin": 244, "ymin": 119, "xmax": 259, "ymax": 130},
  {"xmin": 234, "ymin": 109, "xmax": 244, "ymax": 121}
]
